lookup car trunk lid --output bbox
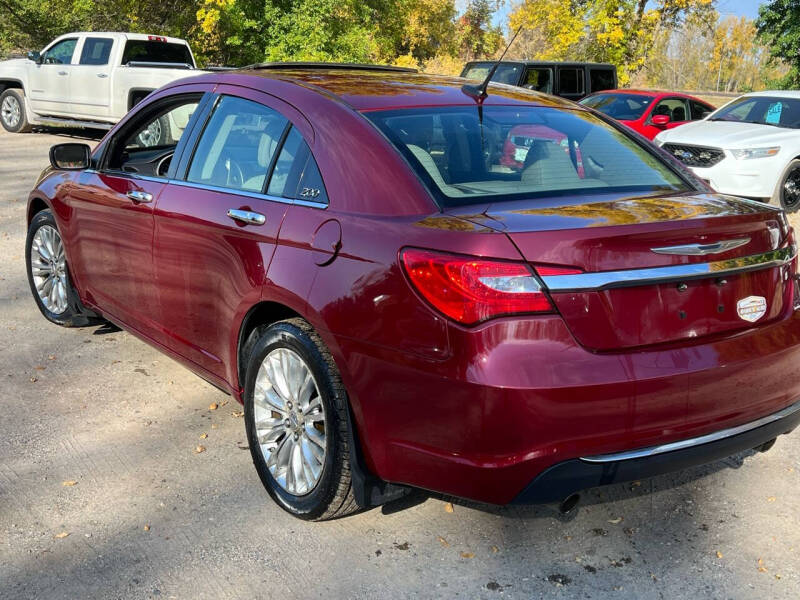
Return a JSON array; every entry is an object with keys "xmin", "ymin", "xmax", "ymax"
[{"xmin": 448, "ymin": 192, "xmax": 795, "ymax": 350}]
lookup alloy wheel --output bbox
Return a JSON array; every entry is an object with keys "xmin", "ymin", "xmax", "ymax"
[
  {"xmin": 1, "ymin": 95, "xmax": 21, "ymax": 129},
  {"xmin": 253, "ymin": 347, "xmax": 327, "ymax": 496},
  {"xmin": 783, "ymin": 168, "xmax": 800, "ymax": 209},
  {"xmin": 136, "ymin": 119, "xmax": 162, "ymax": 147},
  {"xmin": 30, "ymin": 224, "xmax": 68, "ymax": 315}
]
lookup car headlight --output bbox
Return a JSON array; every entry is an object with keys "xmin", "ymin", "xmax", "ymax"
[{"xmin": 730, "ymin": 147, "xmax": 780, "ymax": 160}]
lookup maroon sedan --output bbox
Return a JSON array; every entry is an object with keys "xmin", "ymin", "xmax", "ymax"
[
  {"xmin": 25, "ymin": 65, "xmax": 800, "ymax": 520},
  {"xmin": 580, "ymin": 89, "xmax": 715, "ymax": 140}
]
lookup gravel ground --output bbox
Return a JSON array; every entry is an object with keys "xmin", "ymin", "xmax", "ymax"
[{"xmin": 1, "ymin": 127, "xmax": 799, "ymax": 600}]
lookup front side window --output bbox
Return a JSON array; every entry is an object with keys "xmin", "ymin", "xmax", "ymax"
[
  {"xmin": 106, "ymin": 96, "xmax": 200, "ymax": 177},
  {"xmin": 80, "ymin": 38, "xmax": 113, "ymax": 65},
  {"xmin": 366, "ymin": 106, "xmax": 689, "ymax": 207},
  {"xmin": 522, "ymin": 68, "xmax": 552, "ymax": 94},
  {"xmin": 580, "ymin": 93, "xmax": 654, "ymax": 120},
  {"xmin": 43, "ymin": 39, "xmax": 77, "ymax": 65},
  {"xmin": 710, "ymin": 96, "xmax": 800, "ymax": 129},
  {"xmin": 652, "ymin": 98, "xmax": 689, "ymax": 122},
  {"xmin": 187, "ymin": 96, "xmax": 288, "ymax": 193}
]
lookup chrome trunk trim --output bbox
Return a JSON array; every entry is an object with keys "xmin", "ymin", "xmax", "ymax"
[
  {"xmin": 541, "ymin": 245, "xmax": 796, "ymax": 293},
  {"xmin": 581, "ymin": 400, "xmax": 800, "ymax": 464},
  {"xmin": 651, "ymin": 237, "xmax": 751, "ymax": 256}
]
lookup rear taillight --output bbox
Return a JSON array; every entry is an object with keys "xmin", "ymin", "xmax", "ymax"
[{"xmin": 401, "ymin": 248, "xmax": 555, "ymax": 325}]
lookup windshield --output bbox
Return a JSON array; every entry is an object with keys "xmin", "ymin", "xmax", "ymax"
[
  {"xmin": 366, "ymin": 106, "xmax": 689, "ymax": 207},
  {"xmin": 121, "ymin": 40, "xmax": 193, "ymax": 66},
  {"xmin": 709, "ymin": 96, "xmax": 800, "ymax": 128},
  {"xmin": 462, "ymin": 63, "xmax": 524, "ymax": 86},
  {"xmin": 580, "ymin": 93, "xmax": 654, "ymax": 120}
]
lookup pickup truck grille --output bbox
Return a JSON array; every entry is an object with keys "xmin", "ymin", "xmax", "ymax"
[{"xmin": 663, "ymin": 143, "xmax": 725, "ymax": 168}]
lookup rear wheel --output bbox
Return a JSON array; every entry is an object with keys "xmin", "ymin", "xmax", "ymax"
[
  {"xmin": 244, "ymin": 318, "xmax": 358, "ymax": 520},
  {"xmin": 0, "ymin": 88, "xmax": 32, "ymax": 133},
  {"xmin": 775, "ymin": 159, "xmax": 800, "ymax": 213}
]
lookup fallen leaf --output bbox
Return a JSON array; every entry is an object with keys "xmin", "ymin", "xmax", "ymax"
[
  {"xmin": 220, "ymin": 400, "xmax": 229, "ymax": 407},
  {"xmin": 29, "ymin": 377, "xmax": 37, "ymax": 383},
  {"xmin": 758, "ymin": 567, "xmax": 768, "ymax": 573},
  {"xmin": 491, "ymin": 545, "xmax": 499, "ymax": 553},
  {"xmin": 211, "ymin": 424, "xmax": 218, "ymax": 429},
  {"xmin": 767, "ymin": 497, "xmax": 777, "ymax": 502},
  {"xmin": 54, "ymin": 532, "xmax": 69, "ymax": 539},
  {"xmin": 608, "ymin": 517, "xmax": 623, "ymax": 524},
  {"xmin": 62, "ymin": 480, "xmax": 77, "ymax": 487},
  {"xmin": 775, "ymin": 574, "xmax": 782, "ymax": 580},
  {"xmin": 460, "ymin": 552, "xmax": 474, "ymax": 559},
  {"xmin": 444, "ymin": 502, "xmax": 454, "ymax": 513},
  {"xmin": 47, "ymin": 355, "xmax": 56, "ymax": 360},
  {"xmin": 34, "ymin": 365, "xmax": 45, "ymax": 371},
  {"xmin": 199, "ymin": 433, "xmax": 208, "ymax": 439},
  {"xmin": 209, "ymin": 403, "xmax": 218, "ymax": 411},
  {"xmin": 194, "ymin": 445, "xmax": 206, "ymax": 454},
  {"xmin": 758, "ymin": 558, "xmax": 764, "ymax": 566},
  {"xmin": 143, "ymin": 524, "xmax": 150, "ymax": 532},
  {"xmin": 631, "ymin": 481, "xmax": 641, "ymax": 487},
  {"xmin": 716, "ymin": 551, "xmax": 723, "ymax": 559},
  {"xmin": 437, "ymin": 536, "xmax": 449, "ymax": 547},
  {"xmin": 231, "ymin": 411, "xmax": 244, "ymax": 418}
]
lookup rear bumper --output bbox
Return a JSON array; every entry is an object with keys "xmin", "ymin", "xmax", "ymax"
[{"xmin": 513, "ymin": 399, "xmax": 800, "ymax": 504}]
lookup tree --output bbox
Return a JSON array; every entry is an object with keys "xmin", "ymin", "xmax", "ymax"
[{"xmin": 756, "ymin": 0, "xmax": 800, "ymax": 87}]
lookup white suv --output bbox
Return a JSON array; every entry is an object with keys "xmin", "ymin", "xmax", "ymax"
[{"xmin": 654, "ymin": 91, "xmax": 800, "ymax": 212}]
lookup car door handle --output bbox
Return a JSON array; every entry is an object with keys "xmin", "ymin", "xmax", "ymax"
[
  {"xmin": 227, "ymin": 209, "xmax": 266, "ymax": 226},
  {"xmin": 96, "ymin": 73, "xmax": 108, "ymax": 78},
  {"xmin": 126, "ymin": 190, "xmax": 153, "ymax": 203}
]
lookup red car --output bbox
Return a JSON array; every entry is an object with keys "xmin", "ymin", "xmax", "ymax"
[
  {"xmin": 580, "ymin": 89, "xmax": 715, "ymax": 140},
  {"xmin": 26, "ymin": 65, "xmax": 800, "ymax": 520}
]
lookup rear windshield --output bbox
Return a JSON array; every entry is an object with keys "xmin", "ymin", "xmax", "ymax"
[
  {"xmin": 580, "ymin": 93, "xmax": 655, "ymax": 120},
  {"xmin": 366, "ymin": 106, "xmax": 689, "ymax": 207},
  {"xmin": 121, "ymin": 40, "xmax": 193, "ymax": 66}
]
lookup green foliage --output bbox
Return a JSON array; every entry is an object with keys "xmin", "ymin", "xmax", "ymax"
[{"xmin": 757, "ymin": 0, "xmax": 800, "ymax": 88}]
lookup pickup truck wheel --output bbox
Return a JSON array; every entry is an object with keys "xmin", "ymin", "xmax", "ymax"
[
  {"xmin": 0, "ymin": 89, "xmax": 32, "ymax": 133},
  {"xmin": 244, "ymin": 318, "xmax": 359, "ymax": 520},
  {"xmin": 135, "ymin": 115, "xmax": 168, "ymax": 147}
]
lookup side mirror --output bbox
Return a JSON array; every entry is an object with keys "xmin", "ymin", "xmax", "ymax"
[
  {"xmin": 651, "ymin": 114, "xmax": 671, "ymax": 127},
  {"xmin": 50, "ymin": 143, "xmax": 91, "ymax": 170},
  {"xmin": 27, "ymin": 51, "xmax": 41, "ymax": 64}
]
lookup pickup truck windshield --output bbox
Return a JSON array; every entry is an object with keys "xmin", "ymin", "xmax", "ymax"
[
  {"xmin": 121, "ymin": 40, "xmax": 193, "ymax": 66},
  {"xmin": 366, "ymin": 106, "xmax": 689, "ymax": 207}
]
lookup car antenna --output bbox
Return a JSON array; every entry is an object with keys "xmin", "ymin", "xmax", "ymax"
[{"xmin": 461, "ymin": 24, "xmax": 523, "ymax": 103}]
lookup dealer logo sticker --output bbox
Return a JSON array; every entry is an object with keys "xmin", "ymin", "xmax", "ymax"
[{"xmin": 737, "ymin": 296, "xmax": 767, "ymax": 323}]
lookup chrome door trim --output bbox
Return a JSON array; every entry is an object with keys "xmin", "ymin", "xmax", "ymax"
[
  {"xmin": 651, "ymin": 237, "xmax": 751, "ymax": 256},
  {"xmin": 541, "ymin": 245, "xmax": 796, "ymax": 293},
  {"xmin": 227, "ymin": 208, "xmax": 266, "ymax": 225},
  {"xmin": 581, "ymin": 399, "xmax": 800, "ymax": 464}
]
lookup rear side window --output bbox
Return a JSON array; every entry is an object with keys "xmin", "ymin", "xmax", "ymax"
[
  {"xmin": 121, "ymin": 40, "xmax": 193, "ymax": 65},
  {"xmin": 522, "ymin": 68, "xmax": 552, "ymax": 94},
  {"xmin": 366, "ymin": 106, "xmax": 688, "ymax": 207},
  {"xmin": 80, "ymin": 38, "xmax": 113, "ymax": 65},
  {"xmin": 558, "ymin": 68, "xmax": 584, "ymax": 96},
  {"xmin": 187, "ymin": 96, "xmax": 288, "ymax": 193},
  {"xmin": 690, "ymin": 100, "xmax": 712, "ymax": 120},
  {"xmin": 267, "ymin": 127, "xmax": 328, "ymax": 205},
  {"xmin": 589, "ymin": 68, "xmax": 615, "ymax": 93}
]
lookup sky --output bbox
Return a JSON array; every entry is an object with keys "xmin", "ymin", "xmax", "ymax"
[{"xmin": 488, "ymin": 0, "xmax": 765, "ymax": 28}]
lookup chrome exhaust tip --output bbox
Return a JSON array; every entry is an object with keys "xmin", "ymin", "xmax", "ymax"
[{"xmin": 558, "ymin": 493, "xmax": 580, "ymax": 515}]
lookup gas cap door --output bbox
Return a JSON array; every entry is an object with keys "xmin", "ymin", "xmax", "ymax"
[{"xmin": 311, "ymin": 219, "xmax": 342, "ymax": 266}]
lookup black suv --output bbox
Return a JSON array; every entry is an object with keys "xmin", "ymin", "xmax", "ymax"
[{"xmin": 461, "ymin": 61, "xmax": 617, "ymax": 101}]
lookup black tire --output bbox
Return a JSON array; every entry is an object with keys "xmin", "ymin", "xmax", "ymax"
[
  {"xmin": 0, "ymin": 88, "xmax": 32, "ymax": 133},
  {"xmin": 244, "ymin": 318, "xmax": 359, "ymax": 520},
  {"xmin": 25, "ymin": 209, "xmax": 95, "ymax": 327},
  {"xmin": 775, "ymin": 159, "xmax": 800, "ymax": 213}
]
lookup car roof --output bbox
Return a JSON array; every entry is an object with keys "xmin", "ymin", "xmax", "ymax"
[
  {"xmin": 742, "ymin": 90, "xmax": 800, "ymax": 99},
  {"xmin": 200, "ymin": 65, "xmax": 581, "ymax": 112},
  {"xmin": 584, "ymin": 89, "xmax": 710, "ymax": 101},
  {"xmin": 464, "ymin": 60, "xmax": 615, "ymax": 68}
]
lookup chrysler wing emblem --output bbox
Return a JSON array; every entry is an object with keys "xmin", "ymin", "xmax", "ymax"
[{"xmin": 651, "ymin": 238, "xmax": 750, "ymax": 256}]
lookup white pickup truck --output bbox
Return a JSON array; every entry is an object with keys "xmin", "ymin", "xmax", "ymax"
[{"xmin": 0, "ymin": 32, "xmax": 203, "ymax": 142}]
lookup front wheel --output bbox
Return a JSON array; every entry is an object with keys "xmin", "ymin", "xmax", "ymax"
[
  {"xmin": 243, "ymin": 318, "xmax": 358, "ymax": 520},
  {"xmin": 775, "ymin": 159, "xmax": 800, "ymax": 213},
  {"xmin": 0, "ymin": 88, "xmax": 32, "ymax": 133}
]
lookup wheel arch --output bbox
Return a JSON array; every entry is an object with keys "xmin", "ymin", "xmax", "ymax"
[
  {"xmin": 128, "ymin": 88, "xmax": 156, "ymax": 111},
  {"xmin": 0, "ymin": 79, "xmax": 24, "ymax": 94},
  {"xmin": 27, "ymin": 196, "xmax": 50, "ymax": 225}
]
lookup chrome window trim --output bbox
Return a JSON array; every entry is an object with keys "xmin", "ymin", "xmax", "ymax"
[
  {"xmin": 581, "ymin": 399, "xmax": 800, "ymax": 463},
  {"xmin": 541, "ymin": 245, "xmax": 796, "ymax": 293},
  {"xmin": 86, "ymin": 170, "xmax": 328, "ymax": 209}
]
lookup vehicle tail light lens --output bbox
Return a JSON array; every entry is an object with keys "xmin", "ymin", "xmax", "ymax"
[{"xmin": 401, "ymin": 248, "xmax": 554, "ymax": 325}]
